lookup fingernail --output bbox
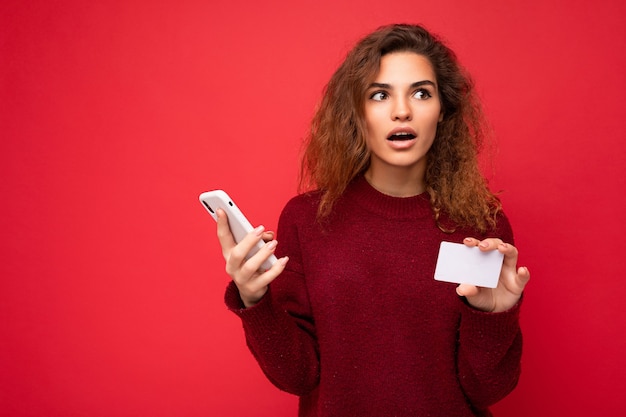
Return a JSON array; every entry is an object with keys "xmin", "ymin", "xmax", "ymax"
[
  {"xmin": 479, "ymin": 241, "xmax": 488, "ymax": 248},
  {"xmin": 254, "ymin": 225, "xmax": 265, "ymax": 236},
  {"xmin": 279, "ymin": 256, "xmax": 289, "ymax": 266},
  {"xmin": 266, "ymin": 240, "xmax": 277, "ymax": 250}
]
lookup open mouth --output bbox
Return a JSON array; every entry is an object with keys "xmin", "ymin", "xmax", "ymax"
[{"xmin": 387, "ymin": 132, "xmax": 416, "ymax": 141}]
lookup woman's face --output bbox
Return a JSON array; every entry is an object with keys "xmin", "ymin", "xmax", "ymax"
[{"xmin": 363, "ymin": 51, "xmax": 442, "ymax": 187}]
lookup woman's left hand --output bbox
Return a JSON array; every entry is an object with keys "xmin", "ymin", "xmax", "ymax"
[{"xmin": 456, "ymin": 238, "xmax": 531, "ymax": 313}]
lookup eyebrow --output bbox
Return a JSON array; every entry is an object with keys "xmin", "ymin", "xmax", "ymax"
[{"xmin": 367, "ymin": 80, "xmax": 437, "ymax": 90}]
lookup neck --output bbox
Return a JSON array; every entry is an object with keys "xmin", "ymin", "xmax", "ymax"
[{"xmin": 364, "ymin": 164, "xmax": 426, "ymax": 197}]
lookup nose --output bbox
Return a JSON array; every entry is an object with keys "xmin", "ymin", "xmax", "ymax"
[{"xmin": 392, "ymin": 97, "xmax": 412, "ymax": 121}]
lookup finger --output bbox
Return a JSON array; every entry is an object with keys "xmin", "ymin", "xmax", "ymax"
[
  {"xmin": 228, "ymin": 224, "xmax": 266, "ymax": 267},
  {"xmin": 237, "ymin": 256, "xmax": 290, "ymax": 307},
  {"xmin": 456, "ymin": 283, "xmax": 480, "ymax": 297},
  {"xmin": 250, "ymin": 256, "xmax": 290, "ymax": 289},
  {"xmin": 239, "ymin": 240, "xmax": 279, "ymax": 276},
  {"xmin": 463, "ymin": 237, "xmax": 480, "ymax": 247},
  {"xmin": 478, "ymin": 238, "xmax": 504, "ymax": 252},
  {"xmin": 498, "ymin": 242, "xmax": 520, "ymax": 270},
  {"xmin": 261, "ymin": 231, "xmax": 275, "ymax": 243},
  {"xmin": 516, "ymin": 266, "xmax": 531, "ymax": 288}
]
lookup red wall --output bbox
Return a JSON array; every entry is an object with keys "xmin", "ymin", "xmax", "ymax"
[{"xmin": 2, "ymin": 1, "xmax": 625, "ymax": 416}]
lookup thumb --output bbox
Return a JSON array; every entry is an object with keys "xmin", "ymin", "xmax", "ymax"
[{"xmin": 456, "ymin": 283, "xmax": 479, "ymax": 297}]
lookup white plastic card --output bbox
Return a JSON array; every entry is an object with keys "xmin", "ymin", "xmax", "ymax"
[{"xmin": 434, "ymin": 241, "xmax": 504, "ymax": 288}]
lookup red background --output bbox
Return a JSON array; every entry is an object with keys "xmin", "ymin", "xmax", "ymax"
[{"xmin": 2, "ymin": 0, "xmax": 625, "ymax": 416}]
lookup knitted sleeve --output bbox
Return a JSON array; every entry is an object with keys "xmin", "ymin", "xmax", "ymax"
[
  {"xmin": 224, "ymin": 196, "xmax": 320, "ymax": 396},
  {"xmin": 457, "ymin": 298, "xmax": 523, "ymax": 409},
  {"xmin": 456, "ymin": 213, "xmax": 524, "ymax": 408}
]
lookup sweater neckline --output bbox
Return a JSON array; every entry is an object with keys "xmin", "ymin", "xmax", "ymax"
[{"xmin": 345, "ymin": 175, "xmax": 434, "ymax": 220}]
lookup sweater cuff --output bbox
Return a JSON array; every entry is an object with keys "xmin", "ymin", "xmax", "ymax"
[
  {"xmin": 224, "ymin": 281, "xmax": 282, "ymax": 328},
  {"xmin": 459, "ymin": 295, "xmax": 523, "ymax": 349},
  {"xmin": 224, "ymin": 280, "xmax": 246, "ymax": 311}
]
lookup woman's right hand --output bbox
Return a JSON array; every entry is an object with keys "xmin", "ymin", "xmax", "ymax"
[{"xmin": 216, "ymin": 208, "xmax": 289, "ymax": 308}]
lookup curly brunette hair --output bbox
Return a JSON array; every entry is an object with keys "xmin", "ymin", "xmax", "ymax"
[{"xmin": 299, "ymin": 24, "xmax": 502, "ymax": 233}]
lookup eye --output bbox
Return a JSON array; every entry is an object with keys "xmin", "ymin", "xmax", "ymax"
[
  {"xmin": 413, "ymin": 89, "xmax": 433, "ymax": 100},
  {"xmin": 369, "ymin": 91, "xmax": 388, "ymax": 101}
]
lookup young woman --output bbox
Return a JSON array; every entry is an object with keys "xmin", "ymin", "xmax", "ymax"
[{"xmin": 215, "ymin": 24, "xmax": 530, "ymax": 417}]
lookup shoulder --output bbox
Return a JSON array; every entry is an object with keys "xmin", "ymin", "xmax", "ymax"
[
  {"xmin": 275, "ymin": 191, "xmax": 323, "ymax": 262},
  {"xmin": 279, "ymin": 191, "xmax": 322, "ymax": 223},
  {"xmin": 276, "ymin": 192, "xmax": 324, "ymax": 243}
]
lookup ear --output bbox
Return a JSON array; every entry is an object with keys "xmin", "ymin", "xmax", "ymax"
[{"xmin": 438, "ymin": 112, "xmax": 444, "ymax": 122}]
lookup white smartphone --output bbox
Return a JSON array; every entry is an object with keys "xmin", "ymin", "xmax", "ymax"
[{"xmin": 199, "ymin": 190, "xmax": 277, "ymax": 271}]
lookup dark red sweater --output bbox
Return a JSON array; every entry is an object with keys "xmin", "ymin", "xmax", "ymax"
[{"xmin": 225, "ymin": 176, "xmax": 522, "ymax": 416}]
